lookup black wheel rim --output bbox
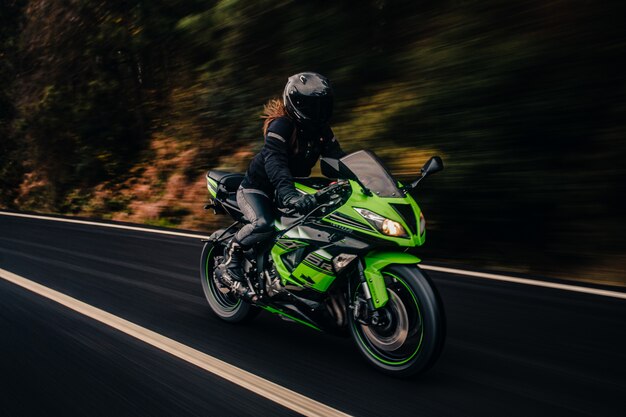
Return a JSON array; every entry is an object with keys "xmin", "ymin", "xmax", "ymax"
[{"xmin": 353, "ymin": 272, "xmax": 424, "ymax": 366}]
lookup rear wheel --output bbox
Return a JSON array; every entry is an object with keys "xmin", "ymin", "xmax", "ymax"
[
  {"xmin": 200, "ymin": 241, "xmax": 259, "ymax": 323},
  {"xmin": 349, "ymin": 264, "xmax": 445, "ymax": 377}
]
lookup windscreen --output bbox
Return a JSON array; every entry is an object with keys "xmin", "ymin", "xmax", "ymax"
[{"xmin": 340, "ymin": 150, "xmax": 402, "ymax": 197}]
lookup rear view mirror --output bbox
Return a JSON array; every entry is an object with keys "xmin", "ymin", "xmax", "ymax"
[
  {"xmin": 420, "ymin": 156, "xmax": 444, "ymax": 177},
  {"xmin": 321, "ymin": 157, "xmax": 340, "ymax": 178},
  {"xmin": 407, "ymin": 156, "xmax": 444, "ymax": 191}
]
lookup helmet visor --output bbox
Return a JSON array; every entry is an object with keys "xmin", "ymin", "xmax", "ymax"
[{"xmin": 296, "ymin": 94, "xmax": 334, "ymax": 124}]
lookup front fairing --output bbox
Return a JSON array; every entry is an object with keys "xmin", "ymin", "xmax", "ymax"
[{"xmin": 295, "ymin": 180, "xmax": 426, "ymax": 247}]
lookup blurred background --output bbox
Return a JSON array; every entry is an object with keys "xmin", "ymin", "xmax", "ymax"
[{"xmin": 1, "ymin": 0, "xmax": 624, "ymax": 285}]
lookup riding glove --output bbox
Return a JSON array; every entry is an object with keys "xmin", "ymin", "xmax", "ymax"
[{"xmin": 283, "ymin": 192, "xmax": 317, "ymax": 214}]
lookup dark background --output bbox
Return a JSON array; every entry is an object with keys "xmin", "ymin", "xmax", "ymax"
[{"xmin": 1, "ymin": 0, "xmax": 625, "ymax": 284}]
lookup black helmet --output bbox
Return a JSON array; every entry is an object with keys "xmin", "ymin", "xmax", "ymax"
[{"xmin": 283, "ymin": 72, "xmax": 334, "ymax": 127}]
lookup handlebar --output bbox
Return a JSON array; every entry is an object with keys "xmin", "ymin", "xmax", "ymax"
[
  {"xmin": 314, "ymin": 180, "xmax": 350, "ymax": 205},
  {"xmin": 279, "ymin": 180, "xmax": 350, "ymax": 218}
]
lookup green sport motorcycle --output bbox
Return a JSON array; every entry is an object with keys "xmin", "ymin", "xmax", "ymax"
[{"xmin": 201, "ymin": 150, "xmax": 445, "ymax": 376}]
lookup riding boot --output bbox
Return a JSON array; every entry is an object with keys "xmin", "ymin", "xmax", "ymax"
[{"xmin": 224, "ymin": 240, "xmax": 246, "ymax": 282}]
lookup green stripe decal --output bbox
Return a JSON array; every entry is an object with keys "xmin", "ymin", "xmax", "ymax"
[{"xmin": 261, "ymin": 306, "xmax": 321, "ymax": 331}]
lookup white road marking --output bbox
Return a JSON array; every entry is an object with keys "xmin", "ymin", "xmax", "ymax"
[
  {"xmin": 420, "ymin": 264, "xmax": 626, "ymax": 300},
  {"xmin": 1, "ymin": 210, "xmax": 624, "ymax": 299},
  {"xmin": 0, "ymin": 211, "xmax": 210, "ymax": 239},
  {"xmin": 0, "ymin": 267, "xmax": 351, "ymax": 417}
]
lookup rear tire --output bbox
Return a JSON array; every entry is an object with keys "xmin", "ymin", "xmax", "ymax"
[
  {"xmin": 200, "ymin": 241, "xmax": 259, "ymax": 323},
  {"xmin": 349, "ymin": 264, "xmax": 446, "ymax": 377}
]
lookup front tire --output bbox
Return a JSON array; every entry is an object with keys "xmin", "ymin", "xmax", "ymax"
[
  {"xmin": 349, "ymin": 264, "xmax": 446, "ymax": 377},
  {"xmin": 200, "ymin": 241, "xmax": 259, "ymax": 323}
]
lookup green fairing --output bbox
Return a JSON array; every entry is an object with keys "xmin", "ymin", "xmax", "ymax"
[
  {"xmin": 363, "ymin": 250, "xmax": 422, "ymax": 308},
  {"xmin": 270, "ymin": 239, "xmax": 303, "ymax": 288},
  {"xmin": 321, "ymin": 181, "xmax": 426, "ymax": 247},
  {"xmin": 271, "ymin": 238, "xmax": 337, "ymax": 291},
  {"xmin": 294, "ymin": 182, "xmax": 317, "ymax": 194},
  {"xmin": 292, "ymin": 258, "xmax": 335, "ymax": 292},
  {"xmin": 282, "ymin": 180, "xmax": 426, "ymax": 302}
]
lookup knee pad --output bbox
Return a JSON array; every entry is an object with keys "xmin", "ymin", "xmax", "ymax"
[{"xmin": 254, "ymin": 217, "xmax": 274, "ymax": 234}]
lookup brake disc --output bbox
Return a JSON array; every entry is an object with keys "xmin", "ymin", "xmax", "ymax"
[{"xmin": 361, "ymin": 290, "xmax": 409, "ymax": 351}]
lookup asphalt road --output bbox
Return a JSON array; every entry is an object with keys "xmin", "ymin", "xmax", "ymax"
[{"xmin": 0, "ymin": 213, "xmax": 624, "ymax": 416}]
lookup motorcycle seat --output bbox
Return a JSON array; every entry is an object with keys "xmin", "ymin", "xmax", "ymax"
[{"xmin": 207, "ymin": 170, "xmax": 244, "ymax": 193}]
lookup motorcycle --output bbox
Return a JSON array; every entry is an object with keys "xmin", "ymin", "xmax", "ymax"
[{"xmin": 201, "ymin": 150, "xmax": 445, "ymax": 376}]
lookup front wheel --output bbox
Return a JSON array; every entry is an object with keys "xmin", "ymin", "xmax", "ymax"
[
  {"xmin": 349, "ymin": 264, "xmax": 446, "ymax": 377},
  {"xmin": 200, "ymin": 241, "xmax": 259, "ymax": 323}
]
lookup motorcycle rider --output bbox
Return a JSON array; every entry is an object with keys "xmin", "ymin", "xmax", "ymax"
[{"xmin": 222, "ymin": 72, "xmax": 346, "ymax": 284}]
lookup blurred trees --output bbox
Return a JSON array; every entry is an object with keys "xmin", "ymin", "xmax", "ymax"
[
  {"xmin": 1, "ymin": 0, "xmax": 624, "ymax": 281},
  {"xmin": 14, "ymin": 1, "xmax": 150, "ymax": 205},
  {"xmin": 0, "ymin": 0, "xmax": 25, "ymax": 207}
]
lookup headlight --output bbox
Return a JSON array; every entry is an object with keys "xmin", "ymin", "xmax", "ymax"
[
  {"xmin": 354, "ymin": 208, "xmax": 408, "ymax": 237},
  {"xmin": 382, "ymin": 219, "xmax": 405, "ymax": 236},
  {"xmin": 419, "ymin": 212, "xmax": 426, "ymax": 235}
]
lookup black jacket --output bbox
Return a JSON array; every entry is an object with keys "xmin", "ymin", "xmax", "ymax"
[{"xmin": 241, "ymin": 116, "xmax": 345, "ymax": 203}]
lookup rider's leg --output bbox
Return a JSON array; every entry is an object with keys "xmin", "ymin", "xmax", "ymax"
[{"xmin": 223, "ymin": 187, "xmax": 274, "ymax": 282}]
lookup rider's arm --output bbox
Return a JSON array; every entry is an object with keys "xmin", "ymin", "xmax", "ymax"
[
  {"xmin": 263, "ymin": 118, "xmax": 298, "ymax": 205},
  {"xmin": 320, "ymin": 126, "xmax": 346, "ymax": 159}
]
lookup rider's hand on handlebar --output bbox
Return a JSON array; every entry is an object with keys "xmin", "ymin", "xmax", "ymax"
[
  {"xmin": 285, "ymin": 193, "xmax": 317, "ymax": 215},
  {"xmin": 314, "ymin": 189, "xmax": 329, "ymax": 204}
]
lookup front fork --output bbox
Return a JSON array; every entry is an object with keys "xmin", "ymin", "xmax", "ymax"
[
  {"xmin": 350, "ymin": 261, "xmax": 376, "ymax": 324},
  {"xmin": 351, "ymin": 250, "xmax": 422, "ymax": 322}
]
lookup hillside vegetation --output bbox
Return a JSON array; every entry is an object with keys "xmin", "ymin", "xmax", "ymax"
[{"xmin": 1, "ymin": 0, "xmax": 625, "ymax": 284}]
